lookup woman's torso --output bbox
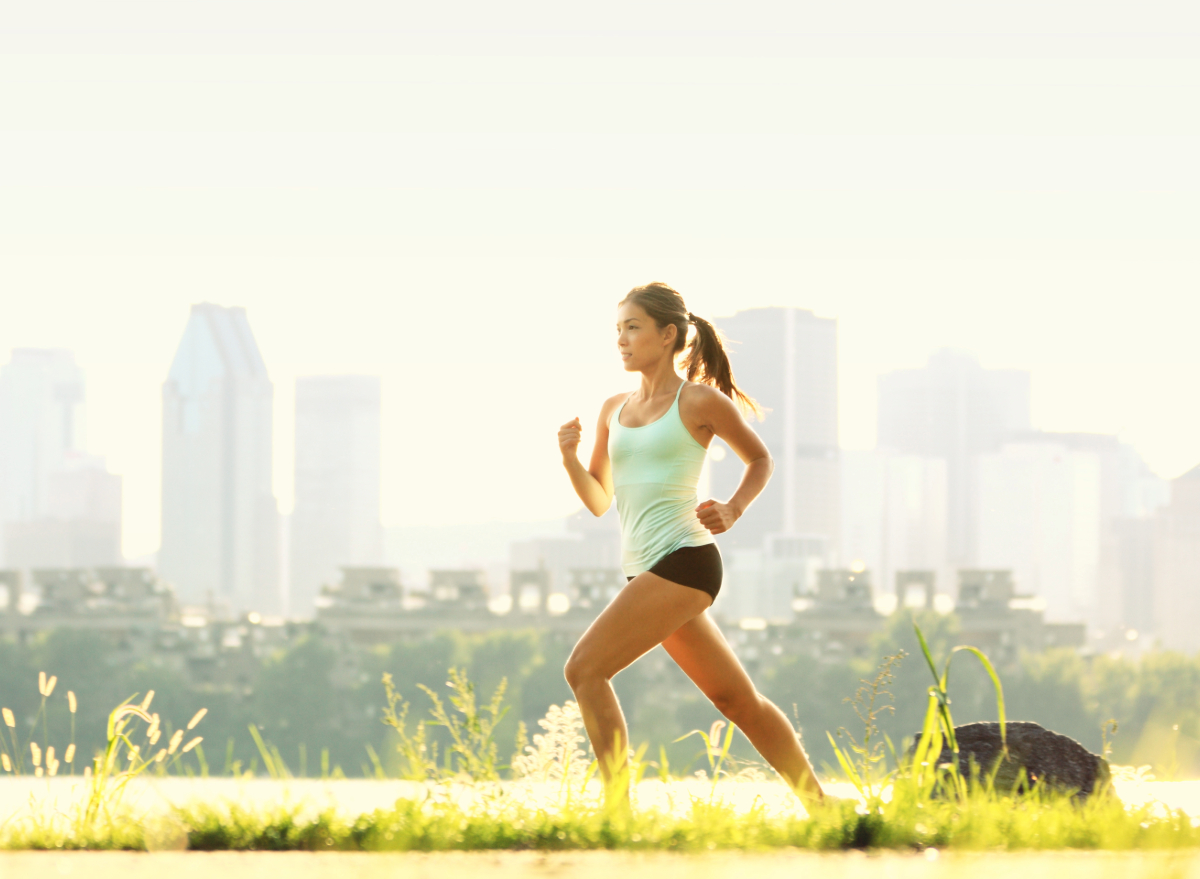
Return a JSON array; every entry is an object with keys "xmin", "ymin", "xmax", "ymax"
[{"xmin": 607, "ymin": 380, "xmax": 715, "ymax": 576}]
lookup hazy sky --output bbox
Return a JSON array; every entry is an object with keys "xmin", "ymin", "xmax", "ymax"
[{"xmin": 2, "ymin": 3, "xmax": 1198, "ymax": 559}]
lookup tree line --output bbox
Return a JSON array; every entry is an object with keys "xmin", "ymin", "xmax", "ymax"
[{"xmin": 1, "ymin": 614, "xmax": 1197, "ymax": 779}]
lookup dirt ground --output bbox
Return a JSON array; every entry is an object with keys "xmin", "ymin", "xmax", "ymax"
[{"xmin": 2, "ymin": 850, "xmax": 1199, "ymax": 879}]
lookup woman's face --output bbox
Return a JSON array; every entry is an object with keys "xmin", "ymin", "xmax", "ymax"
[{"xmin": 616, "ymin": 301, "xmax": 675, "ymax": 372}]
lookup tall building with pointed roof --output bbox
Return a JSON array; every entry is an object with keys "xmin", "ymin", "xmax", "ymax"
[{"xmin": 159, "ymin": 304, "xmax": 279, "ymax": 613}]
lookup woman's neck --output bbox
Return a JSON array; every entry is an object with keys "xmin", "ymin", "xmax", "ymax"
[{"xmin": 637, "ymin": 361, "xmax": 682, "ymax": 399}]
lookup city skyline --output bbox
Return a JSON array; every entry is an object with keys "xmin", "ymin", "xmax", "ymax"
[
  {"xmin": 0, "ymin": 305, "xmax": 1192, "ymax": 566},
  {"xmin": 0, "ymin": 317, "xmax": 1188, "ymax": 640},
  {"xmin": 2, "ymin": 9, "xmax": 1199, "ymax": 561}
]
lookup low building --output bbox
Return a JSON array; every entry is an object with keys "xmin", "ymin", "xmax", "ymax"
[
  {"xmin": 0, "ymin": 566, "xmax": 176, "ymax": 634},
  {"xmin": 566, "ymin": 567, "xmax": 624, "ymax": 612},
  {"xmin": 954, "ymin": 569, "xmax": 1086, "ymax": 666},
  {"xmin": 780, "ymin": 568, "xmax": 887, "ymax": 662}
]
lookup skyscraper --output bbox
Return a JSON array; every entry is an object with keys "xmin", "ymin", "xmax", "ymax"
[
  {"xmin": 159, "ymin": 304, "xmax": 278, "ymax": 614},
  {"xmin": 0, "ymin": 350, "xmax": 122, "ymax": 568},
  {"xmin": 709, "ymin": 307, "xmax": 839, "ymax": 553},
  {"xmin": 0, "ymin": 350, "xmax": 86, "ymax": 529},
  {"xmin": 840, "ymin": 448, "xmax": 948, "ymax": 598},
  {"xmin": 877, "ymin": 350, "xmax": 1031, "ymax": 568},
  {"xmin": 1153, "ymin": 464, "xmax": 1200, "ymax": 652},
  {"xmin": 975, "ymin": 440, "xmax": 1102, "ymax": 622},
  {"xmin": 1000, "ymin": 431, "xmax": 1167, "ymax": 632},
  {"xmin": 290, "ymin": 376, "xmax": 383, "ymax": 616}
]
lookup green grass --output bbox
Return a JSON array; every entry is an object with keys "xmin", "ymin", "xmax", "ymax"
[
  {"xmin": 3, "ymin": 782, "xmax": 1199, "ymax": 852},
  {"xmin": 4, "ymin": 627, "xmax": 1200, "ymax": 853}
]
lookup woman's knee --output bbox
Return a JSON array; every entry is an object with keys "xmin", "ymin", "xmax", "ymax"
[
  {"xmin": 711, "ymin": 689, "xmax": 764, "ymax": 725},
  {"xmin": 563, "ymin": 653, "xmax": 601, "ymax": 691}
]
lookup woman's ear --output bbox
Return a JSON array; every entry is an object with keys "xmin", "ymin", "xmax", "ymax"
[{"xmin": 662, "ymin": 322, "xmax": 677, "ymax": 348}]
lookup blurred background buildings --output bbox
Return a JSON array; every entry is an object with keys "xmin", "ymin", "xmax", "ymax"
[
  {"xmin": 0, "ymin": 349, "xmax": 122, "ymax": 574},
  {"xmin": 0, "ymin": 301, "xmax": 1193, "ymax": 655},
  {"xmin": 708, "ymin": 307, "xmax": 840, "ymax": 624}
]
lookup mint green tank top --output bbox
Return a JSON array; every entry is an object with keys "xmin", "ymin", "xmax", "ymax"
[{"xmin": 607, "ymin": 380, "xmax": 715, "ymax": 577}]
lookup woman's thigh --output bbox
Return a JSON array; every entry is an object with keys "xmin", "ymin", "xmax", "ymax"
[
  {"xmin": 659, "ymin": 611, "xmax": 758, "ymax": 708},
  {"xmin": 566, "ymin": 571, "xmax": 711, "ymax": 682}
]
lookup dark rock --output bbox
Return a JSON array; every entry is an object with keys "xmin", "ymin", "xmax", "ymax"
[{"xmin": 907, "ymin": 721, "xmax": 1114, "ymax": 800}]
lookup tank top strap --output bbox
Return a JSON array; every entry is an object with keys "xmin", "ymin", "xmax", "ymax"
[
  {"xmin": 612, "ymin": 392, "xmax": 633, "ymax": 428},
  {"xmin": 672, "ymin": 379, "xmax": 686, "ymax": 405}
]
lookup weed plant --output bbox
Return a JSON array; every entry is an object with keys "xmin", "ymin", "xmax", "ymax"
[{"xmin": 4, "ymin": 628, "xmax": 1200, "ymax": 853}]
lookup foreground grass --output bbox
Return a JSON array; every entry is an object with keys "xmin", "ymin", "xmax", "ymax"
[
  {"xmin": 3, "ymin": 784, "xmax": 1199, "ymax": 853},
  {"xmin": 3, "ymin": 635, "xmax": 1197, "ymax": 854}
]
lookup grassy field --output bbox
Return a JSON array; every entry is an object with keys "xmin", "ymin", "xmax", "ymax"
[
  {"xmin": 3, "ymin": 643, "xmax": 1198, "ymax": 857},
  {"xmin": 2, "ymin": 776, "xmax": 1199, "ymax": 853}
]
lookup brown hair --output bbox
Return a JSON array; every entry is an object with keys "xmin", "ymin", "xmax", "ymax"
[{"xmin": 620, "ymin": 282, "xmax": 760, "ymax": 417}]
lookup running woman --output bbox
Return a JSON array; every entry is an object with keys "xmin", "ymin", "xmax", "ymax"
[{"xmin": 557, "ymin": 282, "xmax": 825, "ymax": 807}]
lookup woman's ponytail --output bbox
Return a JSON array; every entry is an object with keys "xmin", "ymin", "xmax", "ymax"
[
  {"xmin": 682, "ymin": 312, "xmax": 760, "ymax": 417},
  {"xmin": 619, "ymin": 283, "xmax": 762, "ymax": 418}
]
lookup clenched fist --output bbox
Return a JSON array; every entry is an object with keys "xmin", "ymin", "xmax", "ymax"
[
  {"xmin": 695, "ymin": 498, "xmax": 739, "ymax": 535},
  {"xmin": 559, "ymin": 417, "xmax": 582, "ymax": 462}
]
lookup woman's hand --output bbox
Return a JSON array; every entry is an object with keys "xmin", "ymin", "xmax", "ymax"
[
  {"xmin": 695, "ymin": 499, "xmax": 740, "ymax": 535},
  {"xmin": 558, "ymin": 416, "xmax": 582, "ymax": 462}
]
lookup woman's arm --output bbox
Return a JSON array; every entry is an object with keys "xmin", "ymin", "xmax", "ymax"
[
  {"xmin": 687, "ymin": 386, "xmax": 773, "ymax": 535},
  {"xmin": 558, "ymin": 395, "xmax": 621, "ymax": 516}
]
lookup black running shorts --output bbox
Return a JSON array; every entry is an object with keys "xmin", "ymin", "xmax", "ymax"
[{"xmin": 626, "ymin": 543, "xmax": 722, "ymax": 604}]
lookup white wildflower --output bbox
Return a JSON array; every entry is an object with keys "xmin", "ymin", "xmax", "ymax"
[{"xmin": 511, "ymin": 700, "xmax": 591, "ymax": 785}]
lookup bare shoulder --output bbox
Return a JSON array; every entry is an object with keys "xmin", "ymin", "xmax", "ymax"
[
  {"xmin": 597, "ymin": 391, "xmax": 631, "ymax": 426},
  {"xmin": 679, "ymin": 381, "xmax": 727, "ymax": 405},
  {"xmin": 602, "ymin": 390, "xmax": 631, "ymax": 412},
  {"xmin": 679, "ymin": 381, "xmax": 738, "ymax": 422},
  {"xmin": 676, "ymin": 381, "xmax": 739, "ymax": 432}
]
